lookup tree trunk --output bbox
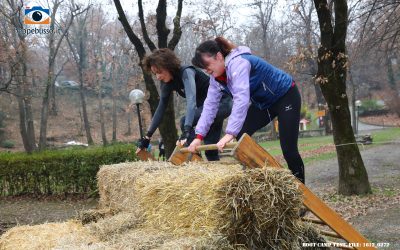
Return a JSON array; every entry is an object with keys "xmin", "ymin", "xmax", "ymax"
[
  {"xmin": 17, "ymin": 96, "xmax": 30, "ymax": 151},
  {"xmin": 113, "ymin": 0, "xmax": 182, "ymax": 157},
  {"xmin": 126, "ymin": 111, "xmax": 132, "ymax": 135},
  {"xmin": 24, "ymin": 98, "xmax": 36, "ymax": 151},
  {"xmin": 79, "ymin": 70, "xmax": 94, "ymax": 145},
  {"xmin": 314, "ymin": 0, "xmax": 371, "ymax": 195},
  {"xmin": 158, "ymin": 96, "xmax": 178, "ymax": 158},
  {"xmin": 112, "ymin": 63, "xmax": 117, "ymax": 142},
  {"xmin": 97, "ymin": 68, "xmax": 108, "ymax": 146},
  {"xmin": 13, "ymin": 39, "xmax": 36, "ymax": 153},
  {"xmin": 26, "ymin": 71, "xmax": 37, "ymax": 150},
  {"xmin": 21, "ymin": 46, "xmax": 36, "ymax": 152},
  {"xmin": 50, "ymin": 80, "xmax": 58, "ymax": 116},
  {"xmin": 39, "ymin": 61, "xmax": 54, "ymax": 150}
]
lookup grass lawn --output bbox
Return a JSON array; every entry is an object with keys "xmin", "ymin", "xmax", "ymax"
[
  {"xmin": 259, "ymin": 127, "xmax": 400, "ymax": 166},
  {"xmin": 149, "ymin": 127, "xmax": 400, "ymax": 164}
]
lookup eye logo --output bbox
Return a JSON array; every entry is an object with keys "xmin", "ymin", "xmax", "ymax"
[{"xmin": 24, "ymin": 6, "xmax": 50, "ymax": 25}]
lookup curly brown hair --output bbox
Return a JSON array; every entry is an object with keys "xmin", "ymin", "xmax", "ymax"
[{"xmin": 142, "ymin": 48, "xmax": 181, "ymax": 75}]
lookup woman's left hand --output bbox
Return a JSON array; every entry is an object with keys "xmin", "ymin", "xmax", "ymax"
[{"xmin": 216, "ymin": 134, "xmax": 234, "ymax": 152}]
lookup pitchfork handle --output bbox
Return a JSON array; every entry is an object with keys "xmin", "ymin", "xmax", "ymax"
[{"xmin": 179, "ymin": 142, "xmax": 237, "ymax": 153}]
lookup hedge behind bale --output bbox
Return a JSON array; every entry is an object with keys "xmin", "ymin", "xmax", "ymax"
[{"xmin": 0, "ymin": 144, "xmax": 136, "ymax": 196}]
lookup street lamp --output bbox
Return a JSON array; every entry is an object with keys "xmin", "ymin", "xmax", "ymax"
[
  {"xmin": 355, "ymin": 100, "xmax": 362, "ymax": 135},
  {"xmin": 129, "ymin": 89, "xmax": 145, "ymax": 138}
]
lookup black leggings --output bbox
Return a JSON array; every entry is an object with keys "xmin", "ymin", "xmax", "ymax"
[{"xmin": 237, "ymin": 85, "xmax": 305, "ymax": 183}]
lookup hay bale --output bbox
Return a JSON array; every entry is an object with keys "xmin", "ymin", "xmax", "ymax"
[
  {"xmin": 154, "ymin": 235, "xmax": 237, "ymax": 250},
  {"xmin": 97, "ymin": 162, "xmax": 173, "ymax": 211},
  {"xmin": 0, "ymin": 221, "xmax": 98, "ymax": 250},
  {"xmin": 86, "ymin": 212, "xmax": 143, "ymax": 241},
  {"xmin": 1, "ymin": 160, "xmax": 326, "ymax": 250},
  {"xmin": 98, "ymin": 161, "xmax": 303, "ymax": 248},
  {"xmin": 296, "ymin": 223, "xmax": 328, "ymax": 250},
  {"xmin": 79, "ymin": 208, "xmax": 116, "ymax": 225}
]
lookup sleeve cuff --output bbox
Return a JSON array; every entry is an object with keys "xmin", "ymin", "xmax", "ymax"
[
  {"xmin": 225, "ymin": 130, "xmax": 238, "ymax": 137},
  {"xmin": 146, "ymin": 131, "xmax": 153, "ymax": 138},
  {"xmin": 196, "ymin": 134, "xmax": 204, "ymax": 140}
]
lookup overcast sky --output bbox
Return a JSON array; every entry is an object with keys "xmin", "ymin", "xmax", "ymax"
[{"xmin": 25, "ymin": 0, "xmax": 288, "ymax": 35}]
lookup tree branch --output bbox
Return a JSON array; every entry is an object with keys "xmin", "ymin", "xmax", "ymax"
[
  {"xmin": 156, "ymin": 0, "xmax": 169, "ymax": 48},
  {"xmin": 113, "ymin": 0, "xmax": 146, "ymax": 59},
  {"xmin": 167, "ymin": 0, "xmax": 183, "ymax": 50},
  {"xmin": 333, "ymin": 0, "xmax": 348, "ymax": 51},
  {"xmin": 138, "ymin": 0, "xmax": 157, "ymax": 51},
  {"xmin": 313, "ymin": 0, "xmax": 334, "ymax": 47}
]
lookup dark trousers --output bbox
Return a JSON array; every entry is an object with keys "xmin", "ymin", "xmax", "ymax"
[
  {"xmin": 180, "ymin": 93, "xmax": 232, "ymax": 161},
  {"xmin": 237, "ymin": 85, "xmax": 305, "ymax": 183}
]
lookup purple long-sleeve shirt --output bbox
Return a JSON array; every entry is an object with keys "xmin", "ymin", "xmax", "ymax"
[{"xmin": 195, "ymin": 46, "xmax": 252, "ymax": 137}]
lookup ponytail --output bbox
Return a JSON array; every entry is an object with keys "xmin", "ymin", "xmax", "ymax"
[
  {"xmin": 192, "ymin": 37, "xmax": 237, "ymax": 69},
  {"xmin": 214, "ymin": 37, "xmax": 236, "ymax": 57}
]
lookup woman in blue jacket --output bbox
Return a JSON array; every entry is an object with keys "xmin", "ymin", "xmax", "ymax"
[{"xmin": 188, "ymin": 37, "xmax": 305, "ymax": 184}]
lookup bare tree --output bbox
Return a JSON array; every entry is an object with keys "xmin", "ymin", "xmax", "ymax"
[
  {"xmin": 247, "ymin": 0, "xmax": 278, "ymax": 59},
  {"xmin": 0, "ymin": 0, "xmax": 37, "ymax": 152},
  {"xmin": 357, "ymin": 0, "xmax": 400, "ymax": 116},
  {"xmin": 65, "ymin": 4, "xmax": 94, "ymax": 145},
  {"xmin": 196, "ymin": 0, "xmax": 235, "ymax": 38},
  {"xmin": 313, "ymin": 0, "xmax": 371, "ymax": 195},
  {"xmin": 286, "ymin": 0, "xmax": 333, "ymax": 133},
  {"xmin": 38, "ymin": 0, "xmax": 78, "ymax": 150},
  {"xmin": 113, "ymin": 0, "xmax": 183, "ymax": 157}
]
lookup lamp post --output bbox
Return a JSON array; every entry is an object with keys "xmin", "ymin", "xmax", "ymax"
[
  {"xmin": 355, "ymin": 100, "xmax": 362, "ymax": 135},
  {"xmin": 129, "ymin": 89, "xmax": 145, "ymax": 138}
]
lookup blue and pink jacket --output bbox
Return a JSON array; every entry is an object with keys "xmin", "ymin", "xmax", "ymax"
[{"xmin": 195, "ymin": 46, "xmax": 293, "ymax": 138}]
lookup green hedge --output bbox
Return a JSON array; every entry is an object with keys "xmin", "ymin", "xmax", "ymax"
[{"xmin": 0, "ymin": 144, "xmax": 137, "ymax": 196}]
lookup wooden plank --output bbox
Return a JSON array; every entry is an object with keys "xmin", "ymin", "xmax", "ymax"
[
  {"xmin": 299, "ymin": 184, "xmax": 376, "ymax": 249},
  {"xmin": 169, "ymin": 145, "xmax": 189, "ymax": 165},
  {"xmin": 169, "ymin": 145, "xmax": 203, "ymax": 165},
  {"xmin": 320, "ymin": 229, "xmax": 341, "ymax": 238},
  {"xmin": 137, "ymin": 149, "xmax": 155, "ymax": 161},
  {"xmin": 301, "ymin": 217, "xmax": 326, "ymax": 225},
  {"xmin": 232, "ymin": 133, "xmax": 281, "ymax": 168},
  {"xmin": 232, "ymin": 134, "xmax": 376, "ymax": 250}
]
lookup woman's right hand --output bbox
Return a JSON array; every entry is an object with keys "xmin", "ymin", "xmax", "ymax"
[{"xmin": 188, "ymin": 138, "xmax": 202, "ymax": 153}]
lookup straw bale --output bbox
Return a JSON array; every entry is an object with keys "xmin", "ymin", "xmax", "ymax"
[
  {"xmin": 296, "ymin": 222, "xmax": 327, "ymax": 250},
  {"xmin": 98, "ymin": 161, "xmax": 303, "ymax": 248},
  {"xmin": 79, "ymin": 208, "xmax": 116, "ymax": 225},
  {"xmin": 86, "ymin": 211, "xmax": 144, "ymax": 241},
  {"xmin": 97, "ymin": 162, "xmax": 174, "ymax": 211},
  {"xmin": 154, "ymin": 235, "xmax": 238, "ymax": 250},
  {"xmin": 0, "ymin": 221, "xmax": 98, "ymax": 250},
  {"xmin": 1, "ymin": 161, "xmax": 325, "ymax": 249}
]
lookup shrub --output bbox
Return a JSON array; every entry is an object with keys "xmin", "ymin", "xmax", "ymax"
[
  {"xmin": 1, "ymin": 140, "xmax": 15, "ymax": 149},
  {"xmin": 300, "ymin": 105, "xmax": 312, "ymax": 120},
  {"xmin": 0, "ymin": 143, "xmax": 137, "ymax": 196},
  {"xmin": 358, "ymin": 99, "xmax": 385, "ymax": 113}
]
